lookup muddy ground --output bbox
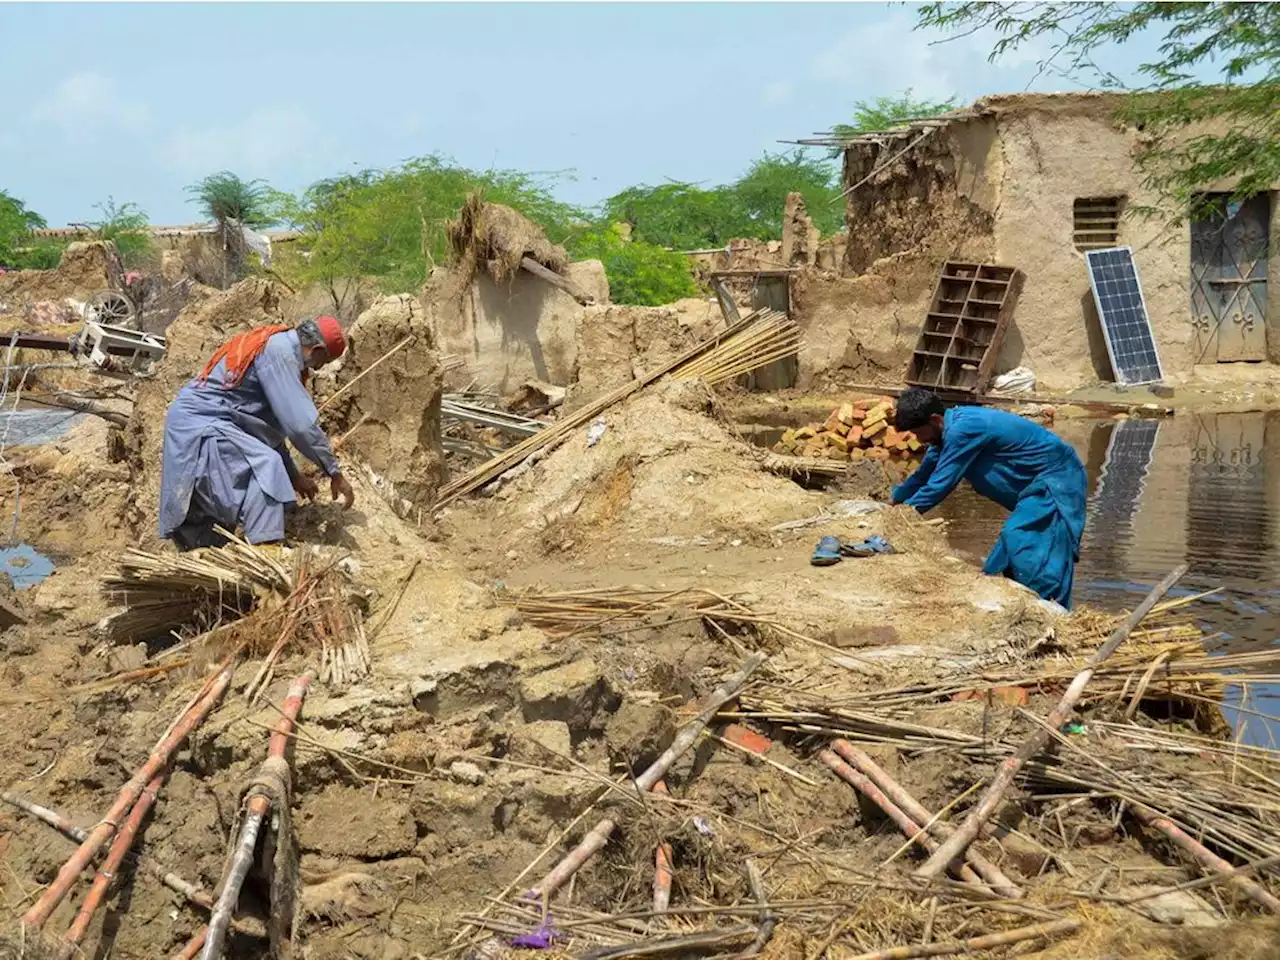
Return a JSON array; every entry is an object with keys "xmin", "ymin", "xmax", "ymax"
[
  {"xmin": 0, "ymin": 378, "xmax": 1277, "ymax": 960},
  {"xmin": 0, "ymin": 265, "xmax": 1275, "ymax": 959}
]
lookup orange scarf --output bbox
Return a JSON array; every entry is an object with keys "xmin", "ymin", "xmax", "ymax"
[{"xmin": 197, "ymin": 324, "xmax": 291, "ymax": 389}]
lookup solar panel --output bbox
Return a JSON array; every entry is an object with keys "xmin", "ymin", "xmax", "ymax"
[{"xmin": 1085, "ymin": 247, "xmax": 1164, "ymax": 385}]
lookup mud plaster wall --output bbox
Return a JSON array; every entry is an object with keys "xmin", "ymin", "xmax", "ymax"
[
  {"xmin": 989, "ymin": 107, "xmax": 1200, "ymax": 389},
  {"xmin": 800, "ymin": 121, "xmax": 999, "ymax": 389},
  {"xmin": 567, "ymin": 297, "xmax": 722, "ymax": 410},
  {"xmin": 842, "ymin": 119, "xmax": 1000, "ymax": 276},
  {"xmin": 320, "ymin": 294, "xmax": 445, "ymax": 511},
  {"xmin": 427, "ymin": 261, "xmax": 609, "ymax": 394}
]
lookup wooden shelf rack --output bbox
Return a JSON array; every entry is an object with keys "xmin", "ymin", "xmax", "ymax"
[{"xmin": 905, "ymin": 261, "xmax": 1023, "ymax": 394}]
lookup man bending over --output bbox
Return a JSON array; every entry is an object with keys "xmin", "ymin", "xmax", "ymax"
[
  {"xmin": 159, "ymin": 316, "xmax": 356, "ymax": 551},
  {"xmin": 890, "ymin": 387, "xmax": 1086, "ymax": 607}
]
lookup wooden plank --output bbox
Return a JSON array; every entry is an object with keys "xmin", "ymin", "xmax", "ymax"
[
  {"xmin": 519, "ymin": 257, "xmax": 594, "ymax": 305},
  {"xmin": 711, "ymin": 278, "xmax": 741, "ymax": 326}
]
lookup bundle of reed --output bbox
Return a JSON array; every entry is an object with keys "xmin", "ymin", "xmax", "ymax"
[
  {"xmin": 671, "ymin": 311, "xmax": 800, "ymax": 387},
  {"xmin": 740, "ymin": 692, "xmax": 1280, "ymax": 895},
  {"xmin": 436, "ymin": 308, "xmax": 792, "ymax": 507},
  {"xmin": 759, "ymin": 451, "xmax": 852, "ymax": 482},
  {"xmin": 755, "ymin": 634, "xmax": 1280, "ymax": 724},
  {"xmin": 98, "ymin": 539, "xmax": 370, "ymax": 694},
  {"xmin": 99, "ymin": 540, "xmax": 293, "ymax": 643},
  {"xmin": 508, "ymin": 587, "xmax": 745, "ymax": 638}
]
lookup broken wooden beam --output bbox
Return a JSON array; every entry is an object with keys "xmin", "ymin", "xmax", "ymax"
[{"xmin": 520, "ymin": 256, "xmax": 594, "ymax": 305}]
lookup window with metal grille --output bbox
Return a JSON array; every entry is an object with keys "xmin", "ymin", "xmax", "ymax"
[{"xmin": 1073, "ymin": 197, "xmax": 1124, "ymax": 251}]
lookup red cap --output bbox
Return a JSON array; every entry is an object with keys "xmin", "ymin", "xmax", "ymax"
[{"xmin": 315, "ymin": 315, "xmax": 346, "ymax": 359}]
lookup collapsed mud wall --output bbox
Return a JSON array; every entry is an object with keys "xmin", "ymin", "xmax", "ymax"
[
  {"xmin": 427, "ymin": 261, "xmax": 609, "ymax": 393},
  {"xmin": 842, "ymin": 119, "xmax": 1000, "ymax": 276},
  {"xmin": 0, "ymin": 242, "xmax": 118, "ymax": 325},
  {"xmin": 319, "ymin": 294, "xmax": 445, "ymax": 513},
  {"xmin": 567, "ymin": 297, "xmax": 721, "ymax": 408}
]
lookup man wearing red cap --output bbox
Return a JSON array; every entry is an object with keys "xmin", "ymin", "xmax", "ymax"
[{"xmin": 158, "ymin": 316, "xmax": 356, "ymax": 551}]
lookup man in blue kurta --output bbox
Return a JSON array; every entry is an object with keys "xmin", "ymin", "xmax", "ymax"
[
  {"xmin": 890, "ymin": 388, "xmax": 1086, "ymax": 607},
  {"xmin": 159, "ymin": 316, "xmax": 356, "ymax": 551}
]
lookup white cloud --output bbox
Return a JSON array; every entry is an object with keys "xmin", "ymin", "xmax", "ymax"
[
  {"xmin": 159, "ymin": 107, "xmax": 333, "ymax": 177},
  {"xmin": 762, "ymin": 80, "xmax": 795, "ymax": 107},
  {"xmin": 811, "ymin": 9, "xmax": 1059, "ymax": 107},
  {"xmin": 33, "ymin": 72, "xmax": 151, "ymax": 143}
]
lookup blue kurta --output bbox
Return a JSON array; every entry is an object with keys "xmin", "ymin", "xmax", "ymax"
[
  {"xmin": 892, "ymin": 406, "xmax": 1087, "ymax": 607},
  {"xmin": 159, "ymin": 330, "xmax": 339, "ymax": 549}
]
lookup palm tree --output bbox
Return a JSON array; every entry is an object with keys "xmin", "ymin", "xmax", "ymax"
[{"xmin": 186, "ymin": 172, "xmax": 276, "ymax": 285}]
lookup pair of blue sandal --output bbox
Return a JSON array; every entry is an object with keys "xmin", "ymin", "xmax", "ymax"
[{"xmin": 811, "ymin": 534, "xmax": 894, "ymax": 566}]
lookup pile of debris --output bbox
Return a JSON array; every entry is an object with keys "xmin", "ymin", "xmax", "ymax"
[{"xmin": 772, "ymin": 396, "xmax": 923, "ymax": 463}]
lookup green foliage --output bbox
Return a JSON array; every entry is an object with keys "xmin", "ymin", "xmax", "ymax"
[
  {"xmin": 735, "ymin": 150, "xmax": 843, "ymax": 235},
  {"xmin": 186, "ymin": 171, "xmax": 277, "ymax": 228},
  {"xmin": 600, "ymin": 182, "xmax": 750, "ymax": 250},
  {"xmin": 0, "ymin": 190, "xmax": 49, "ymax": 267},
  {"xmin": 85, "ymin": 198, "xmax": 151, "ymax": 266},
  {"xmin": 917, "ymin": 2, "xmax": 1280, "ymax": 218},
  {"xmin": 278, "ymin": 155, "xmax": 581, "ymax": 301},
  {"xmin": 566, "ymin": 225, "xmax": 697, "ymax": 306},
  {"xmin": 600, "ymin": 150, "xmax": 840, "ymax": 250},
  {"xmin": 828, "ymin": 90, "xmax": 959, "ymax": 158}
]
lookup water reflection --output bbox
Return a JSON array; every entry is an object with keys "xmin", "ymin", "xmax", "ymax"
[{"xmin": 938, "ymin": 411, "xmax": 1280, "ymax": 646}]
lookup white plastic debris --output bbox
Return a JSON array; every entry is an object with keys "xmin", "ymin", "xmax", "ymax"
[
  {"xmin": 586, "ymin": 418, "xmax": 607, "ymax": 446},
  {"xmin": 993, "ymin": 367, "xmax": 1036, "ymax": 394}
]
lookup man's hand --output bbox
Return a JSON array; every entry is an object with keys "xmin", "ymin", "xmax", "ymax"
[
  {"xmin": 293, "ymin": 473, "xmax": 320, "ymax": 502},
  {"xmin": 330, "ymin": 472, "xmax": 355, "ymax": 510}
]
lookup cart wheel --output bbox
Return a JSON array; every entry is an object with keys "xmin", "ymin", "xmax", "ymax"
[{"xmin": 87, "ymin": 290, "xmax": 137, "ymax": 328}]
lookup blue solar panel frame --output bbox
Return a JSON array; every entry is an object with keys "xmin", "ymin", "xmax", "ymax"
[{"xmin": 1085, "ymin": 247, "xmax": 1165, "ymax": 386}]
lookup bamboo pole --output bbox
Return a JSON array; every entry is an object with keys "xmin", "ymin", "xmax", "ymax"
[
  {"xmin": 819, "ymin": 751, "xmax": 988, "ymax": 890},
  {"xmin": 318, "ymin": 335, "xmax": 414, "ymax": 412},
  {"xmin": 652, "ymin": 781, "xmax": 674, "ymax": 914},
  {"xmin": 174, "ymin": 927, "xmax": 207, "ymax": 960},
  {"xmin": 528, "ymin": 654, "xmax": 766, "ymax": 899},
  {"xmin": 201, "ymin": 671, "xmax": 313, "ymax": 960},
  {"xmin": 846, "ymin": 918, "xmax": 1080, "ymax": 960},
  {"xmin": 830, "ymin": 741, "xmax": 1021, "ymax": 899},
  {"xmin": 23, "ymin": 662, "xmax": 235, "ymax": 931},
  {"xmin": 743, "ymin": 859, "xmax": 777, "ymax": 956},
  {"xmin": 0, "ymin": 792, "xmax": 268, "ymax": 940},
  {"xmin": 59, "ymin": 773, "xmax": 166, "ymax": 956},
  {"xmin": 1130, "ymin": 803, "xmax": 1280, "ymax": 913},
  {"xmin": 915, "ymin": 565, "xmax": 1187, "ymax": 881}
]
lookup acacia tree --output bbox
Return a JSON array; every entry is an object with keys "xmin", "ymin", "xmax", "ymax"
[
  {"xmin": 917, "ymin": 2, "xmax": 1280, "ymax": 218},
  {"xmin": 0, "ymin": 190, "xmax": 53, "ymax": 268}
]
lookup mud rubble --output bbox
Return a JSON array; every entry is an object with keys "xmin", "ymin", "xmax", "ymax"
[{"xmin": 0, "ymin": 271, "xmax": 1276, "ymax": 960}]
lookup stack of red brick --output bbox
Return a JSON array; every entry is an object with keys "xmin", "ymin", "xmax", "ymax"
[{"xmin": 771, "ymin": 397, "xmax": 923, "ymax": 463}]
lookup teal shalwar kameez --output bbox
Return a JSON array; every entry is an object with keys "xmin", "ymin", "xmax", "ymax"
[{"xmin": 892, "ymin": 407, "xmax": 1087, "ymax": 608}]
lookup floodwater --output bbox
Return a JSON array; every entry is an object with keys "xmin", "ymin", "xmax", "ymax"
[
  {"xmin": 936, "ymin": 411, "xmax": 1280, "ymax": 746},
  {"xmin": 0, "ymin": 543, "xmax": 55, "ymax": 589},
  {"xmin": 0, "ymin": 407, "xmax": 86, "ymax": 446},
  {"xmin": 738, "ymin": 409, "xmax": 1280, "ymax": 744}
]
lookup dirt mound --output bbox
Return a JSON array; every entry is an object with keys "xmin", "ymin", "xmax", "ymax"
[
  {"xmin": 0, "ymin": 242, "xmax": 118, "ymax": 326},
  {"xmin": 447, "ymin": 194, "xmax": 569, "ymax": 288},
  {"xmin": 0, "ymin": 417, "xmax": 134, "ymax": 559},
  {"xmin": 125, "ymin": 278, "xmax": 290, "ymax": 543},
  {"xmin": 316, "ymin": 294, "xmax": 445, "ymax": 515},
  {"xmin": 462, "ymin": 379, "xmax": 821, "ymax": 550}
]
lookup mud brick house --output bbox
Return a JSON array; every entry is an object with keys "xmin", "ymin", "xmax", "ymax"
[{"xmin": 828, "ymin": 92, "xmax": 1280, "ymax": 391}]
